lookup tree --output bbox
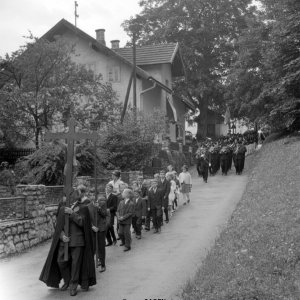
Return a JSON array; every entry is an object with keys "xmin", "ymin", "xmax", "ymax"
[
  {"xmin": 14, "ymin": 141, "xmax": 109, "ymax": 185},
  {"xmin": 100, "ymin": 108, "xmax": 166, "ymax": 170},
  {"xmin": 226, "ymin": 0, "xmax": 300, "ymax": 130},
  {"xmin": 123, "ymin": 0, "xmax": 256, "ymax": 138},
  {"xmin": 0, "ymin": 35, "xmax": 120, "ymax": 148}
]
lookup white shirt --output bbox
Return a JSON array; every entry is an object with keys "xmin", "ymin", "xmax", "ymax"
[
  {"xmin": 108, "ymin": 179, "xmax": 124, "ymax": 194},
  {"xmin": 124, "ymin": 198, "xmax": 130, "ymax": 205},
  {"xmin": 178, "ymin": 172, "xmax": 192, "ymax": 184}
]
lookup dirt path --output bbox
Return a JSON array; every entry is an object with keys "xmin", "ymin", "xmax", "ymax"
[{"xmin": 0, "ymin": 170, "xmax": 248, "ymax": 300}]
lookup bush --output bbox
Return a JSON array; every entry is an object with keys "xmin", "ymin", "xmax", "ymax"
[
  {"xmin": 100, "ymin": 109, "xmax": 166, "ymax": 171},
  {"xmin": 15, "ymin": 141, "xmax": 108, "ymax": 185}
]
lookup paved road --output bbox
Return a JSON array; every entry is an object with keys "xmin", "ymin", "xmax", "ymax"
[{"xmin": 0, "ymin": 170, "xmax": 248, "ymax": 300}]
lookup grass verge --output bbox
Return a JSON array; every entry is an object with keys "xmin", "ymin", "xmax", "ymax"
[{"xmin": 181, "ymin": 134, "xmax": 300, "ymax": 300}]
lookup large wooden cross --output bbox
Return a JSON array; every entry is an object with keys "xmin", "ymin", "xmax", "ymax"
[{"xmin": 45, "ymin": 118, "xmax": 97, "ymax": 261}]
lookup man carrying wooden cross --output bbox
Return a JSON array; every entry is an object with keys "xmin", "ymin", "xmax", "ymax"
[{"xmin": 39, "ymin": 118, "xmax": 97, "ymax": 296}]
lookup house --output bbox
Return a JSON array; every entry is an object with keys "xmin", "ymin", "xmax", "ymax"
[
  {"xmin": 201, "ymin": 110, "xmax": 248, "ymax": 137},
  {"xmin": 206, "ymin": 110, "xmax": 228, "ymax": 137},
  {"xmin": 42, "ymin": 19, "xmax": 195, "ymax": 145},
  {"xmin": 194, "ymin": 110, "xmax": 228, "ymax": 138}
]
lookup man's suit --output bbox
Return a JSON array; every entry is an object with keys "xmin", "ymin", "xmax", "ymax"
[
  {"xmin": 132, "ymin": 196, "xmax": 146, "ymax": 236},
  {"xmin": 106, "ymin": 193, "xmax": 118, "ymax": 244},
  {"xmin": 140, "ymin": 184, "xmax": 148, "ymax": 199},
  {"xmin": 158, "ymin": 178, "xmax": 170, "ymax": 222},
  {"xmin": 138, "ymin": 183, "xmax": 149, "ymax": 228},
  {"xmin": 117, "ymin": 199, "xmax": 135, "ymax": 248},
  {"xmin": 147, "ymin": 188, "xmax": 163, "ymax": 230},
  {"xmin": 88, "ymin": 200, "xmax": 108, "ymax": 267}
]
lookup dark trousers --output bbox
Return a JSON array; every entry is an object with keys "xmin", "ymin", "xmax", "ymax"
[
  {"xmin": 145, "ymin": 210, "xmax": 151, "ymax": 230},
  {"xmin": 202, "ymin": 167, "xmax": 208, "ymax": 182},
  {"xmin": 151, "ymin": 208, "xmax": 162, "ymax": 230},
  {"xmin": 196, "ymin": 163, "xmax": 202, "ymax": 176},
  {"xmin": 106, "ymin": 224, "xmax": 116, "ymax": 244},
  {"xmin": 236, "ymin": 158, "xmax": 245, "ymax": 174},
  {"xmin": 229, "ymin": 154, "xmax": 233, "ymax": 169},
  {"xmin": 132, "ymin": 216, "xmax": 142, "ymax": 236},
  {"xmin": 118, "ymin": 224, "xmax": 131, "ymax": 248},
  {"xmin": 57, "ymin": 245, "xmax": 83, "ymax": 289},
  {"xmin": 221, "ymin": 160, "xmax": 229, "ymax": 175},
  {"xmin": 96, "ymin": 230, "xmax": 106, "ymax": 267},
  {"xmin": 164, "ymin": 206, "xmax": 169, "ymax": 222},
  {"xmin": 172, "ymin": 197, "xmax": 178, "ymax": 210}
]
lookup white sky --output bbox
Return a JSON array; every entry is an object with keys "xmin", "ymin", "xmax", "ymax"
[{"xmin": 0, "ymin": 0, "xmax": 142, "ymax": 57}]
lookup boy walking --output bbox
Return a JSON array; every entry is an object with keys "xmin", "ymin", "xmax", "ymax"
[
  {"xmin": 116, "ymin": 189, "xmax": 135, "ymax": 251},
  {"xmin": 132, "ymin": 189, "xmax": 147, "ymax": 239},
  {"xmin": 147, "ymin": 179, "xmax": 164, "ymax": 233}
]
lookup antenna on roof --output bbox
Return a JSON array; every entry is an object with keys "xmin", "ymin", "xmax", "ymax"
[{"xmin": 74, "ymin": 1, "xmax": 79, "ymax": 27}]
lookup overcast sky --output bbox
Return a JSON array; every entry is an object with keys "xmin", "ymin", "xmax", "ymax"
[{"xmin": 0, "ymin": 0, "xmax": 142, "ymax": 57}]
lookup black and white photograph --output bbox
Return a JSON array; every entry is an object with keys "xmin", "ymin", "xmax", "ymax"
[{"xmin": 0, "ymin": 0, "xmax": 299, "ymax": 299}]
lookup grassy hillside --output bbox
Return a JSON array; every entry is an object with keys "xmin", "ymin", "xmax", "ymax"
[{"xmin": 181, "ymin": 134, "xmax": 300, "ymax": 300}]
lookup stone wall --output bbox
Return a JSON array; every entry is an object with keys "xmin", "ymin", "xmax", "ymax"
[
  {"xmin": 0, "ymin": 170, "xmax": 161, "ymax": 258},
  {"xmin": 0, "ymin": 196, "xmax": 25, "ymax": 220},
  {"xmin": 0, "ymin": 185, "xmax": 14, "ymax": 198},
  {"xmin": 0, "ymin": 185, "xmax": 57, "ymax": 258}
]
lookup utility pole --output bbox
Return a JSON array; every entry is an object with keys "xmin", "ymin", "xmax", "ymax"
[
  {"xmin": 74, "ymin": 1, "xmax": 79, "ymax": 27},
  {"xmin": 132, "ymin": 32, "xmax": 137, "ymax": 118}
]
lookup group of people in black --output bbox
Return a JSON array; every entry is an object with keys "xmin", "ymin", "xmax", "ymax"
[
  {"xmin": 196, "ymin": 132, "xmax": 255, "ymax": 182},
  {"xmin": 40, "ymin": 166, "xmax": 192, "ymax": 296}
]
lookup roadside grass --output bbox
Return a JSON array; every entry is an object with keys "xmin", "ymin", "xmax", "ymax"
[{"xmin": 181, "ymin": 134, "xmax": 300, "ymax": 300}]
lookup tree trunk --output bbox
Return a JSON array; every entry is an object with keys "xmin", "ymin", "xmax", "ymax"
[
  {"xmin": 196, "ymin": 97, "xmax": 208, "ymax": 140},
  {"xmin": 35, "ymin": 127, "xmax": 40, "ymax": 149}
]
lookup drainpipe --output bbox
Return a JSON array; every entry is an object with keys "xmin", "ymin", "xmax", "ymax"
[{"xmin": 139, "ymin": 78, "xmax": 157, "ymax": 111}]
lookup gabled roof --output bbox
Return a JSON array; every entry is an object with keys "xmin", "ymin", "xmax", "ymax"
[
  {"xmin": 116, "ymin": 43, "xmax": 185, "ymax": 77},
  {"xmin": 116, "ymin": 43, "xmax": 178, "ymax": 65},
  {"xmin": 42, "ymin": 18, "xmax": 151, "ymax": 81},
  {"xmin": 41, "ymin": 19, "xmax": 192, "ymax": 110}
]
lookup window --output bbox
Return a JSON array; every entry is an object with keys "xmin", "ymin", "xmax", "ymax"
[
  {"xmin": 85, "ymin": 63, "xmax": 96, "ymax": 73},
  {"xmin": 107, "ymin": 65, "xmax": 121, "ymax": 82}
]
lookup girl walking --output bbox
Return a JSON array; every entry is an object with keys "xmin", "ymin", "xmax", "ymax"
[{"xmin": 179, "ymin": 165, "xmax": 192, "ymax": 205}]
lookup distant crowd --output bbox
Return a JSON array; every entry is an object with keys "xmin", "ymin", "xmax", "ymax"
[{"xmin": 195, "ymin": 131, "xmax": 262, "ymax": 183}]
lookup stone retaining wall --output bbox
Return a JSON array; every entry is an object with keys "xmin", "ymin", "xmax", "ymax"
[
  {"xmin": 0, "ymin": 185, "xmax": 57, "ymax": 258},
  {"xmin": 0, "ymin": 171, "xmax": 143, "ymax": 258},
  {"xmin": 0, "ymin": 185, "xmax": 14, "ymax": 198}
]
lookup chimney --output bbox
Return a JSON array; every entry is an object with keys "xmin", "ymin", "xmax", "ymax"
[
  {"xmin": 111, "ymin": 40, "xmax": 120, "ymax": 49},
  {"xmin": 95, "ymin": 29, "xmax": 106, "ymax": 46}
]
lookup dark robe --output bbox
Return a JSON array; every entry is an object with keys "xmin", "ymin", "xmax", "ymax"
[{"xmin": 39, "ymin": 204, "xmax": 96, "ymax": 289}]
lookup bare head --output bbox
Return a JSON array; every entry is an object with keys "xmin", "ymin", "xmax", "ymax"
[{"xmin": 122, "ymin": 188, "xmax": 133, "ymax": 200}]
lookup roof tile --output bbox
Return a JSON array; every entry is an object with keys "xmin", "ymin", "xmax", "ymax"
[{"xmin": 116, "ymin": 43, "xmax": 178, "ymax": 65}]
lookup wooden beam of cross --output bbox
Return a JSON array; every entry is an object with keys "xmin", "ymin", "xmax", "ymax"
[{"xmin": 45, "ymin": 118, "xmax": 97, "ymax": 261}]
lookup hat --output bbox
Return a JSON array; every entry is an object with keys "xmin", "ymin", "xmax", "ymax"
[{"xmin": 112, "ymin": 170, "xmax": 121, "ymax": 177}]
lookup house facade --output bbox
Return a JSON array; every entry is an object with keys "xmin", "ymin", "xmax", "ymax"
[{"xmin": 43, "ymin": 19, "xmax": 195, "ymax": 145}]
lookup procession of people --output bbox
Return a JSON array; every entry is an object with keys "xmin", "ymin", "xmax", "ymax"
[
  {"xmin": 39, "ymin": 164, "xmax": 193, "ymax": 296},
  {"xmin": 195, "ymin": 132, "xmax": 254, "ymax": 182},
  {"xmin": 38, "ymin": 129, "xmax": 260, "ymax": 296}
]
